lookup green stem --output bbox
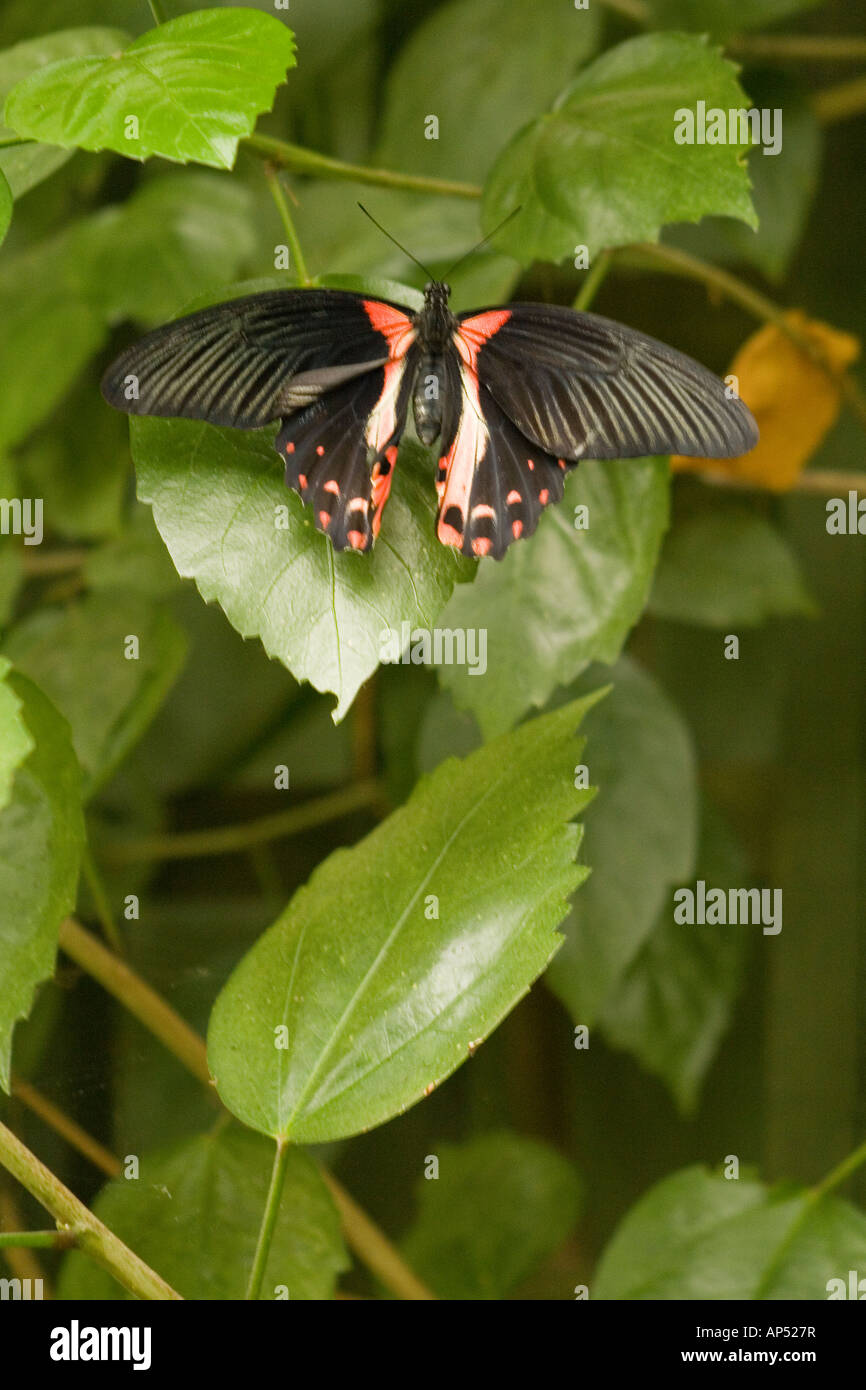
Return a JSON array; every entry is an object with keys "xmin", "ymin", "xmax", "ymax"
[
  {"xmin": 264, "ymin": 164, "xmax": 311, "ymax": 286},
  {"xmin": 147, "ymin": 0, "xmax": 168, "ymax": 24},
  {"xmin": 573, "ymin": 248, "xmax": 613, "ymax": 312},
  {"xmin": 81, "ymin": 844, "xmax": 124, "ymax": 953},
  {"xmin": 58, "ymin": 917, "xmax": 212, "ymax": 1087},
  {"xmin": 810, "ymin": 1134, "xmax": 866, "ymax": 1203},
  {"xmin": 812, "ymin": 75, "xmax": 866, "ymax": 126},
  {"xmin": 21, "ymin": 548, "xmax": 87, "ymax": 577},
  {"xmin": 102, "ymin": 778, "xmax": 383, "ymax": 863},
  {"xmin": 595, "ymin": 0, "xmax": 648, "ymax": 22},
  {"xmin": 753, "ymin": 1134, "xmax": 866, "ymax": 1299},
  {"xmin": 729, "ymin": 34, "xmax": 866, "ymax": 62},
  {"xmin": 0, "ymin": 1120, "xmax": 181, "ymax": 1299},
  {"xmin": 243, "ymin": 133, "xmax": 481, "ymax": 200},
  {"xmin": 245, "ymin": 1139, "xmax": 291, "ymax": 1300},
  {"xmin": 0, "ymin": 1229, "xmax": 78, "ymax": 1250}
]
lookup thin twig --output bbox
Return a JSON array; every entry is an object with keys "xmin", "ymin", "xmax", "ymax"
[
  {"xmin": 243, "ymin": 133, "xmax": 481, "ymax": 200},
  {"xmin": 811, "ymin": 75, "xmax": 866, "ymax": 126},
  {"xmin": 264, "ymin": 163, "xmax": 311, "ymax": 286},
  {"xmin": 101, "ymin": 778, "xmax": 383, "ymax": 863},
  {"xmin": 0, "ymin": 1120, "xmax": 181, "ymax": 1300}
]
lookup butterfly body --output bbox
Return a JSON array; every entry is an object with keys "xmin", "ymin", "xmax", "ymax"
[{"xmin": 102, "ymin": 280, "xmax": 758, "ymax": 560}]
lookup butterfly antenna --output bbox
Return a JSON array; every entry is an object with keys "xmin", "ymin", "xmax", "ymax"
[
  {"xmin": 442, "ymin": 206, "xmax": 522, "ymax": 280},
  {"xmin": 357, "ymin": 203, "xmax": 435, "ymax": 278}
]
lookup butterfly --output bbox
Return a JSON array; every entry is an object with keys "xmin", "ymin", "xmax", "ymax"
[{"xmin": 101, "ymin": 278, "xmax": 758, "ymax": 560}]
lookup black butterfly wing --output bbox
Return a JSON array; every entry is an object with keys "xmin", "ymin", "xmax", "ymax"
[
  {"xmin": 434, "ymin": 338, "xmax": 568, "ymax": 559},
  {"xmin": 100, "ymin": 288, "xmax": 413, "ymax": 429},
  {"xmin": 277, "ymin": 342, "xmax": 417, "ymax": 552},
  {"xmin": 101, "ymin": 290, "xmax": 420, "ymax": 550},
  {"xmin": 432, "ymin": 303, "xmax": 759, "ymax": 560},
  {"xmin": 460, "ymin": 302, "xmax": 759, "ymax": 461}
]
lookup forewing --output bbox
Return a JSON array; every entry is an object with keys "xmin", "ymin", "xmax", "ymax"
[
  {"xmin": 460, "ymin": 302, "xmax": 759, "ymax": 461},
  {"xmin": 100, "ymin": 290, "xmax": 414, "ymax": 430}
]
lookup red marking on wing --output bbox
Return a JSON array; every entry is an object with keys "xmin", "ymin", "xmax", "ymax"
[
  {"xmin": 436, "ymin": 363, "xmax": 487, "ymax": 549},
  {"xmin": 455, "ymin": 310, "xmax": 511, "ymax": 371},
  {"xmin": 370, "ymin": 458, "xmax": 393, "ymax": 538},
  {"xmin": 362, "ymin": 300, "xmax": 416, "ymax": 359}
]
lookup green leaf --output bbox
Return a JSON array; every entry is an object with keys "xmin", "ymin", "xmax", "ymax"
[
  {"xmin": 131, "ymin": 421, "xmax": 470, "ymax": 722},
  {"xmin": 4, "ymin": 9, "xmax": 297, "ymax": 171},
  {"xmin": 0, "ymin": 655, "xmax": 33, "ymax": 810},
  {"xmin": 376, "ymin": 0, "xmax": 600, "ymax": 183},
  {"xmin": 0, "ymin": 670, "xmax": 84, "ymax": 1092},
  {"xmin": 647, "ymin": 0, "xmax": 821, "ymax": 43},
  {"xmin": 0, "ymin": 168, "xmax": 11, "ymax": 245},
  {"xmin": 208, "ymin": 693, "xmax": 600, "ymax": 1142},
  {"xmin": 3, "ymin": 590, "xmax": 187, "ymax": 798},
  {"xmin": 594, "ymin": 1164, "xmax": 866, "ymax": 1300},
  {"xmin": 57, "ymin": 1127, "xmax": 348, "ymax": 1300},
  {"xmin": 401, "ymin": 1131, "xmax": 581, "ymax": 1299},
  {"xmin": 64, "ymin": 172, "xmax": 258, "ymax": 325},
  {"xmin": 0, "ymin": 28, "xmax": 129, "ymax": 198},
  {"xmin": 483, "ymin": 33, "xmax": 757, "ymax": 266},
  {"xmin": 649, "ymin": 510, "xmax": 817, "ymax": 628},
  {"xmin": 16, "ymin": 368, "xmax": 131, "ymax": 540},
  {"xmin": 125, "ymin": 589, "xmax": 301, "ymax": 799},
  {"xmin": 0, "ymin": 234, "xmax": 106, "ymax": 451},
  {"xmin": 438, "ymin": 458, "xmax": 670, "ymax": 737},
  {"xmin": 547, "ymin": 659, "xmax": 697, "ymax": 1024},
  {"xmin": 664, "ymin": 75, "xmax": 822, "ymax": 282},
  {"xmin": 599, "ymin": 801, "xmax": 750, "ymax": 1112}
]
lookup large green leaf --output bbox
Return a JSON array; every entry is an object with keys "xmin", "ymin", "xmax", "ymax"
[
  {"xmin": 0, "ymin": 233, "xmax": 106, "ymax": 450},
  {"xmin": 57, "ymin": 1127, "xmax": 347, "ymax": 1300},
  {"xmin": 376, "ymin": 0, "xmax": 600, "ymax": 183},
  {"xmin": 208, "ymin": 693, "xmax": 599, "ymax": 1142},
  {"xmin": 4, "ymin": 9, "xmax": 297, "ymax": 170},
  {"xmin": 64, "ymin": 172, "xmax": 259, "ymax": 325},
  {"xmin": 647, "ymin": 0, "xmax": 821, "ymax": 42},
  {"xmin": 131, "ymin": 422, "xmax": 469, "ymax": 722},
  {"xmin": 483, "ymin": 33, "xmax": 757, "ymax": 266},
  {"xmin": 665, "ymin": 75, "xmax": 822, "ymax": 282},
  {"xmin": 599, "ymin": 802, "xmax": 750, "ymax": 1112},
  {"xmin": 0, "ymin": 655, "xmax": 33, "ymax": 810},
  {"xmin": 649, "ymin": 509, "xmax": 816, "ymax": 628},
  {"xmin": 0, "ymin": 670, "xmax": 84, "ymax": 1092},
  {"xmin": 3, "ymin": 590, "xmax": 187, "ymax": 798},
  {"xmin": 547, "ymin": 659, "xmax": 697, "ymax": 1024},
  {"xmin": 594, "ymin": 1165, "xmax": 866, "ymax": 1300},
  {"xmin": 438, "ymin": 458, "xmax": 669, "ymax": 737},
  {"xmin": 0, "ymin": 28, "xmax": 129, "ymax": 198},
  {"xmin": 401, "ymin": 1131, "xmax": 581, "ymax": 1300}
]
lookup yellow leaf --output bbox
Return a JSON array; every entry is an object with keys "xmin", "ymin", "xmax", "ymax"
[{"xmin": 672, "ymin": 310, "xmax": 860, "ymax": 490}]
